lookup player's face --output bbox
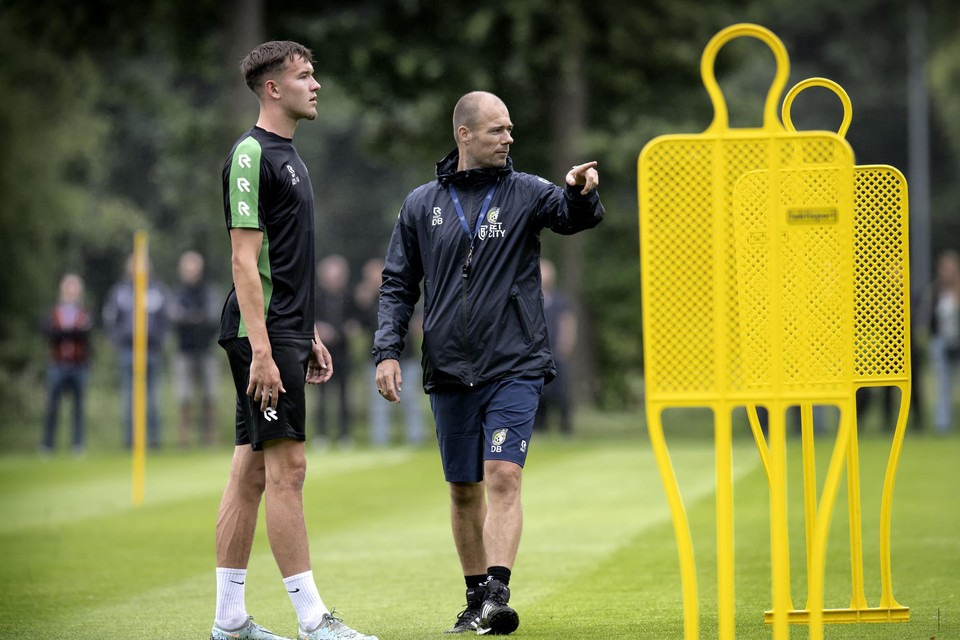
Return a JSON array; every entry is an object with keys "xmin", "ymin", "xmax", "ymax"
[
  {"xmin": 278, "ymin": 56, "xmax": 321, "ymax": 121},
  {"xmin": 461, "ymin": 99, "xmax": 513, "ymax": 170}
]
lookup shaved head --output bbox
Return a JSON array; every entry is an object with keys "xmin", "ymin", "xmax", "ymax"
[
  {"xmin": 452, "ymin": 91, "xmax": 514, "ymax": 170},
  {"xmin": 452, "ymin": 91, "xmax": 504, "ymax": 140}
]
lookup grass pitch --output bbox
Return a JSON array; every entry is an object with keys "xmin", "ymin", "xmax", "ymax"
[{"xmin": 1, "ymin": 417, "xmax": 957, "ymax": 639}]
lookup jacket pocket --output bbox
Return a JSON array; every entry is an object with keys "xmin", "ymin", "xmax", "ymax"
[{"xmin": 510, "ymin": 285, "xmax": 533, "ymax": 344}]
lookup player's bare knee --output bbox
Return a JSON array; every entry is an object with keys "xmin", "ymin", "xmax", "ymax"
[
  {"xmin": 241, "ymin": 471, "xmax": 267, "ymax": 498},
  {"xmin": 231, "ymin": 452, "xmax": 267, "ymax": 496},
  {"xmin": 262, "ymin": 439, "xmax": 307, "ymax": 489},
  {"xmin": 483, "ymin": 462, "xmax": 521, "ymax": 497},
  {"xmin": 449, "ymin": 481, "xmax": 483, "ymax": 509},
  {"xmin": 266, "ymin": 459, "xmax": 306, "ymax": 494}
]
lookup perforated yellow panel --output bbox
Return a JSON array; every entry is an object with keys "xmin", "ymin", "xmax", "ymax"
[
  {"xmin": 778, "ymin": 78, "xmax": 912, "ymax": 388},
  {"xmin": 732, "ymin": 145, "xmax": 856, "ymax": 399},
  {"xmin": 637, "ymin": 25, "xmax": 911, "ymax": 640},
  {"xmin": 853, "ymin": 167, "xmax": 909, "ymax": 381},
  {"xmin": 640, "ymin": 138, "xmax": 720, "ymax": 398},
  {"xmin": 641, "ymin": 135, "xmax": 854, "ymax": 405}
]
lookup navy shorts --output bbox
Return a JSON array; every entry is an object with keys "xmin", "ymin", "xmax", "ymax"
[
  {"xmin": 430, "ymin": 377, "xmax": 544, "ymax": 483},
  {"xmin": 222, "ymin": 337, "xmax": 310, "ymax": 451}
]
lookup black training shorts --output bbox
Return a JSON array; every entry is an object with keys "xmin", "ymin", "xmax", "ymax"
[{"xmin": 222, "ymin": 337, "xmax": 310, "ymax": 451}]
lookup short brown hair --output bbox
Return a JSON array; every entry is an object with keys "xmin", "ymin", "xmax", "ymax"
[{"xmin": 241, "ymin": 40, "xmax": 314, "ymax": 95}]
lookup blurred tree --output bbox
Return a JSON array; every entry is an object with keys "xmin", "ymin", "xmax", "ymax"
[
  {"xmin": 0, "ymin": 0, "xmax": 241, "ymax": 422},
  {"xmin": 927, "ymin": 0, "xmax": 960, "ymax": 258},
  {"xmin": 0, "ymin": 7, "xmax": 116, "ymax": 414},
  {"xmin": 280, "ymin": 0, "xmax": 958, "ymax": 407},
  {"xmin": 283, "ymin": 0, "xmax": 741, "ymax": 405},
  {"xmin": 1, "ymin": 0, "xmax": 958, "ymax": 423}
]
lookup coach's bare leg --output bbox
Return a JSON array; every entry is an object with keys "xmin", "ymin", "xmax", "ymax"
[
  {"xmin": 482, "ymin": 460, "xmax": 523, "ymax": 568},
  {"xmin": 262, "ymin": 437, "xmax": 312, "ymax": 576},
  {"xmin": 216, "ymin": 445, "xmax": 266, "ymax": 568},
  {"xmin": 450, "ymin": 481, "xmax": 488, "ymax": 575}
]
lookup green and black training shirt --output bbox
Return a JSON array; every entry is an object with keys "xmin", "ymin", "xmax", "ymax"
[{"xmin": 218, "ymin": 126, "xmax": 316, "ymax": 344}]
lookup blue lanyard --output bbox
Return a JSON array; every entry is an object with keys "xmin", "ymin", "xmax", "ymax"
[
  {"xmin": 448, "ymin": 180, "xmax": 499, "ymax": 244},
  {"xmin": 448, "ymin": 179, "xmax": 499, "ymax": 278}
]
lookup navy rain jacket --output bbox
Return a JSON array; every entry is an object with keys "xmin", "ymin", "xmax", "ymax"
[{"xmin": 373, "ymin": 149, "xmax": 604, "ymax": 392}]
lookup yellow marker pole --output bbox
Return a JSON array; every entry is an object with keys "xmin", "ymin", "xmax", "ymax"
[
  {"xmin": 800, "ymin": 402, "xmax": 817, "ymax": 611},
  {"xmin": 647, "ymin": 404, "xmax": 699, "ymax": 640},
  {"xmin": 132, "ymin": 232, "xmax": 148, "ymax": 505},
  {"xmin": 768, "ymin": 404, "xmax": 791, "ymax": 640},
  {"xmin": 809, "ymin": 404, "xmax": 855, "ymax": 639},
  {"xmin": 879, "ymin": 383, "xmax": 910, "ymax": 614},
  {"xmin": 845, "ymin": 413, "xmax": 869, "ymax": 612},
  {"xmin": 715, "ymin": 406, "xmax": 735, "ymax": 640}
]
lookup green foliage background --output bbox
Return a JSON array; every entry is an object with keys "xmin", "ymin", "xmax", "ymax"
[{"xmin": 2, "ymin": 0, "xmax": 958, "ymax": 425}]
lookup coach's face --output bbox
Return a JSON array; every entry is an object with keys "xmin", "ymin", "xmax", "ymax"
[
  {"xmin": 459, "ymin": 96, "xmax": 514, "ymax": 170},
  {"xmin": 277, "ymin": 55, "xmax": 321, "ymax": 121}
]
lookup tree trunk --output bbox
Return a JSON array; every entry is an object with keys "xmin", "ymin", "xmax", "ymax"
[
  {"xmin": 548, "ymin": 5, "xmax": 595, "ymax": 402},
  {"xmin": 224, "ymin": 0, "xmax": 264, "ymax": 129},
  {"xmin": 907, "ymin": 0, "xmax": 932, "ymax": 291}
]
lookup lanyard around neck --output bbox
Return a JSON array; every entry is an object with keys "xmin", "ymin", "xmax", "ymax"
[
  {"xmin": 448, "ymin": 179, "xmax": 499, "ymax": 244},
  {"xmin": 448, "ymin": 179, "xmax": 500, "ymax": 279}
]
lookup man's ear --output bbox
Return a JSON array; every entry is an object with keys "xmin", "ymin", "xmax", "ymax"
[
  {"xmin": 456, "ymin": 125, "xmax": 471, "ymax": 145},
  {"xmin": 264, "ymin": 78, "xmax": 281, "ymax": 99}
]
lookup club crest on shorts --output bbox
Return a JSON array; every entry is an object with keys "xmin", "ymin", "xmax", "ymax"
[{"xmin": 491, "ymin": 428, "xmax": 508, "ymax": 453}]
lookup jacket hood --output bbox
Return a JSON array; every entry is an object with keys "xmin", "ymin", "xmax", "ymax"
[{"xmin": 435, "ymin": 149, "xmax": 513, "ymax": 186}]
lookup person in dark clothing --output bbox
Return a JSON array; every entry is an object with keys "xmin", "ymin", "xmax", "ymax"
[
  {"xmin": 534, "ymin": 259, "xmax": 576, "ymax": 436},
  {"xmin": 356, "ymin": 257, "xmax": 426, "ymax": 447},
  {"xmin": 102, "ymin": 254, "xmax": 170, "ymax": 449},
  {"xmin": 211, "ymin": 40, "xmax": 377, "ymax": 640},
  {"xmin": 170, "ymin": 250, "xmax": 221, "ymax": 447},
  {"xmin": 313, "ymin": 253, "xmax": 357, "ymax": 447},
  {"xmin": 374, "ymin": 91, "xmax": 604, "ymax": 636},
  {"xmin": 921, "ymin": 249, "xmax": 960, "ymax": 433},
  {"xmin": 40, "ymin": 273, "xmax": 93, "ymax": 456}
]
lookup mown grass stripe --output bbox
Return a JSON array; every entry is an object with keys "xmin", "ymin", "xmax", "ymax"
[{"xmin": 1, "ymin": 435, "xmax": 956, "ymax": 639}]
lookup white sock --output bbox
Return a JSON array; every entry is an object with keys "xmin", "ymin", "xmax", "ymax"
[
  {"xmin": 283, "ymin": 570, "xmax": 329, "ymax": 631},
  {"xmin": 215, "ymin": 568, "xmax": 249, "ymax": 630}
]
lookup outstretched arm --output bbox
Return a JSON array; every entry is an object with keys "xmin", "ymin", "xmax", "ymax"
[{"xmin": 565, "ymin": 161, "xmax": 600, "ymax": 195}]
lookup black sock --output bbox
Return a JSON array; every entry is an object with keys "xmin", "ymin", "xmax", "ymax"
[
  {"xmin": 486, "ymin": 565, "xmax": 511, "ymax": 586},
  {"xmin": 465, "ymin": 574, "xmax": 486, "ymax": 589}
]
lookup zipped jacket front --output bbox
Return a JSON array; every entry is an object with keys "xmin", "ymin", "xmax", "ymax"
[{"xmin": 374, "ymin": 150, "xmax": 604, "ymax": 392}]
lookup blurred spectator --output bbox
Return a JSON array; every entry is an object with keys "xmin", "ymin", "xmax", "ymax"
[
  {"xmin": 314, "ymin": 254, "xmax": 358, "ymax": 448},
  {"xmin": 855, "ymin": 387, "xmax": 896, "ymax": 432},
  {"xmin": 169, "ymin": 250, "xmax": 221, "ymax": 447},
  {"xmin": 103, "ymin": 254, "xmax": 170, "ymax": 449},
  {"xmin": 921, "ymin": 249, "xmax": 960, "ymax": 434},
  {"xmin": 355, "ymin": 257, "xmax": 425, "ymax": 447},
  {"xmin": 534, "ymin": 259, "xmax": 576, "ymax": 436},
  {"xmin": 40, "ymin": 273, "xmax": 93, "ymax": 456}
]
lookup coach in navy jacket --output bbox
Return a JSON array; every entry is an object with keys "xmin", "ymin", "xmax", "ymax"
[
  {"xmin": 374, "ymin": 133, "xmax": 603, "ymax": 393},
  {"xmin": 373, "ymin": 91, "xmax": 603, "ymax": 636}
]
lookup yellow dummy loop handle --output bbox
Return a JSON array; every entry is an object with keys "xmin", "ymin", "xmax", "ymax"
[
  {"xmin": 701, "ymin": 23, "xmax": 791, "ymax": 133},
  {"xmin": 781, "ymin": 77, "xmax": 853, "ymax": 138}
]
